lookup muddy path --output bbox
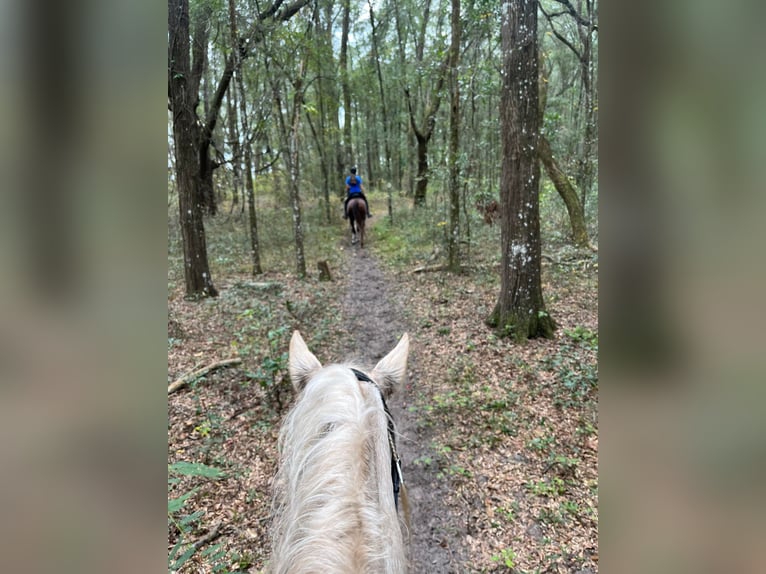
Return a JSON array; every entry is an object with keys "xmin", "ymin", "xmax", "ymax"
[{"xmin": 340, "ymin": 236, "xmax": 468, "ymax": 573}]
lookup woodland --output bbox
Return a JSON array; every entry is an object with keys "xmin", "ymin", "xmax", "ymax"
[{"xmin": 168, "ymin": 0, "xmax": 597, "ymax": 571}]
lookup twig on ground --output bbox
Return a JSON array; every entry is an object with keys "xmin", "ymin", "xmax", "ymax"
[
  {"xmin": 190, "ymin": 522, "xmax": 224, "ymax": 551},
  {"xmin": 168, "ymin": 358, "xmax": 242, "ymax": 394}
]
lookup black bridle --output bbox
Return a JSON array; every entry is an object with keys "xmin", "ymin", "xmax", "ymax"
[{"xmin": 351, "ymin": 368, "xmax": 403, "ymax": 511}]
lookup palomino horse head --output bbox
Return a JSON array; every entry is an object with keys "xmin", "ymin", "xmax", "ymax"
[
  {"xmin": 270, "ymin": 331, "xmax": 410, "ymax": 574},
  {"xmin": 348, "ymin": 197, "xmax": 367, "ymax": 247}
]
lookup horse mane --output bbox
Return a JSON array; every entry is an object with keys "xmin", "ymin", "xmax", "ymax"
[{"xmin": 270, "ymin": 364, "xmax": 407, "ymax": 574}]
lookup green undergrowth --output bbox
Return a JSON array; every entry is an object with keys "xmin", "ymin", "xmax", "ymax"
[
  {"xmin": 168, "ymin": 196, "xmax": 348, "ymax": 293},
  {"xmin": 372, "ymin": 204, "xmax": 503, "ymax": 271}
]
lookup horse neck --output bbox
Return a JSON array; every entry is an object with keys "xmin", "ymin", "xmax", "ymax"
[{"xmin": 272, "ymin": 366, "xmax": 405, "ymax": 574}]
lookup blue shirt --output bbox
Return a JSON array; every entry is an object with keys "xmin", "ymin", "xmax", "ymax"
[{"xmin": 346, "ymin": 175, "xmax": 363, "ymax": 196}]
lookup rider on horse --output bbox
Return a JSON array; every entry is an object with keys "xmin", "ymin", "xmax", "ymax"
[{"xmin": 343, "ymin": 167, "xmax": 373, "ymax": 219}]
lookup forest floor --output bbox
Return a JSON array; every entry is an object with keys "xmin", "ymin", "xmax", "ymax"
[{"xmin": 168, "ymin": 205, "xmax": 598, "ymax": 573}]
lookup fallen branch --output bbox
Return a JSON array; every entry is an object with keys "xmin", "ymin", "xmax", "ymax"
[
  {"xmin": 190, "ymin": 522, "xmax": 223, "ymax": 551},
  {"xmin": 168, "ymin": 358, "xmax": 242, "ymax": 395},
  {"xmin": 412, "ymin": 264, "xmax": 476, "ymax": 274},
  {"xmin": 413, "ymin": 265, "xmax": 448, "ymax": 274}
]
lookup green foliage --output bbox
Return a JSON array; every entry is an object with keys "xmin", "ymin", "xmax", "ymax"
[
  {"xmin": 168, "ymin": 461, "xmax": 233, "ymax": 573},
  {"xmin": 496, "ymin": 503, "xmax": 518, "ymax": 523},
  {"xmin": 544, "ymin": 325, "xmax": 598, "ymax": 409},
  {"xmin": 169, "ymin": 461, "xmax": 226, "ymax": 480},
  {"xmin": 526, "ymin": 434, "xmax": 555, "ymax": 454},
  {"xmin": 561, "ymin": 500, "xmax": 582, "ymax": 516},
  {"xmin": 564, "ymin": 325, "xmax": 598, "ymax": 349},
  {"xmin": 526, "ymin": 477, "xmax": 567, "ymax": 497},
  {"xmin": 547, "ymin": 454, "xmax": 580, "ymax": 477},
  {"xmin": 230, "ymin": 307, "xmax": 292, "ymax": 408},
  {"xmin": 490, "ymin": 547, "xmax": 516, "ymax": 569},
  {"xmin": 538, "ymin": 507, "xmax": 565, "ymax": 525}
]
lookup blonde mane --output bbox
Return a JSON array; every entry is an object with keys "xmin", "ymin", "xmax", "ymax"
[{"xmin": 270, "ymin": 332, "xmax": 409, "ymax": 574}]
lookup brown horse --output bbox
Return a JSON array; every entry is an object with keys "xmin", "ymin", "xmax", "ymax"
[{"xmin": 348, "ymin": 197, "xmax": 367, "ymax": 248}]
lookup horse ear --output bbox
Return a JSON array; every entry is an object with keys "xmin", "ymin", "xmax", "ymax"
[
  {"xmin": 370, "ymin": 333, "xmax": 410, "ymax": 399},
  {"xmin": 289, "ymin": 330, "xmax": 322, "ymax": 392}
]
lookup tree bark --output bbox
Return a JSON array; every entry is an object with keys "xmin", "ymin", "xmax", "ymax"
[
  {"xmin": 538, "ymin": 134, "xmax": 590, "ymax": 248},
  {"xmin": 168, "ymin": 0, "xmax": 311, "ymax": 297},
  {"xmin": 368, "ymin": 0, "xmax": 392, "ymax": 187},
  {"xmin": 487, "ymin": 0, "xmax": 555, "ymax": 340},
  {"xmin": 447, "ymin": 0, "xmax": 462, "ymax": 271},
  {"xmin": 272, "ymin": 62, "xmax": 308, "ymax": 278},
  {"xmin": 393, "ymin": 0, "xmax": 447, "ymax": 207},
  {"xmin": 226, "ymin": 86, "xmax": 240, "ymax": 214},
  {"xmin": 168, "ymin": 0, "xmax": 218, "ymax": 298},
  {"xmin": 288, "ymin": 72, "xmax": 307, "ymax": 278},
  {"xmin": 340, "ymin": 0, "xmax": 353, "ymax": 167},
  {"xmin": 575, "ymin": 0, "xmax": 597, "ymax": 213},
  {"xmin": 238, "ymin": 74, "xmax": 263, "ymax": 275}
]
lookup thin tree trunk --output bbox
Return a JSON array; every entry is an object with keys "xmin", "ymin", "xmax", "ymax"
[
  {"xmin": 306, "ymin": 111, "xmax": 332, "ymax": 223},
  {"xmin": 312, "ymin": 2, "xmax": 333, "ymax": 222},
  {"xmin": 272, "ymin": 64, "xmax": 308, "ymax": 278},
  {"xmin": 576, "ymin": 0, "xmax": 597, "ymax": 214},
  {"xmin": 392, "ymin": 0, "xmax": 446, "ymax": 207},
  {"xmin": 368, "ymin": 0, "xmax": 391, "ymax": 183},
  {"xmin": 237, "ymin": 73, "xmax": 263, "ymax": 275},
  {"xmin": 226, "ymin": 87, "xmax": 240, "ymax": 214},
  {"xmin": 340, "ymin": 0, "xmax": 353, "ymax": 166},
  {"xmin": 538, "ymin": 67, "xmax": 590, "ymax": 248},
  {"xmin": 539, "ymin": 135, "xmax": 590, "ymax": 248},
  {"xmin": 289, "ymin": 73, "xmax": 307, "ymax": 278},
  {"xmin": 447, "ymin": 0, "xmax": 462, "ymax": 271},
  {"xmin": 229, "ymin": 0, "xmax": 261, "ymax": 273}
]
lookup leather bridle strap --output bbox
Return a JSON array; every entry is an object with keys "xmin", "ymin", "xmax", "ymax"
[{"xmin": 350, "ymin": 368, "xmax": 403, "ymax": 511}]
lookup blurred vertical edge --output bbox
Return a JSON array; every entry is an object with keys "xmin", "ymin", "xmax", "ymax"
[
  {"xmin": 602, "ymin": 0, "xmax": 766, "ymax": 573},
  {"xmin": 0, "ymin": 0, "xmax": 167, "ymax": 573}
]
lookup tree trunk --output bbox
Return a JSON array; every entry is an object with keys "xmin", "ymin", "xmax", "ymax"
[
  {"xmin": 538, "ymin": 60, "xmax": 590, "ymax": 249},
  {"xmin": 168, "ymin": 0, "xmax": 218, "ymax": 298},
  {"xmin": 226, "ymin": 86, "xmax": 240, "ymax": 214},
  {"xmin": 413, "ymin": 134, "xmax": 429, "ymax": 207},
  {"xmin": 446, "ymin": 0, "xmax": 461, "ymax": 271},
  {"xmin": 487, "ymin": 0, "xmax": 554, "ymax": 340},
  {"xmin": 237, "ymin": 73, "xmax": 263, "ymax": 275},
  {"xmin": 340, "ymin": 0, "xmax": 353, "ymax": 166},
  {"xmin": 393, "ymin": 0, "xmax": 446, "ymax": 208},
  {"xmin": 576, "ymin": 0, "xmax": 597, "ymax": 213},
  {"xmin": 288, "ymin": 76, "xmax": 307, "ymax": 278},
  {"xmin": 272, "ymin": 64, "xmax": 308, "ymax": 278},
  {"xmin": 368, "ymin": 0, "xmax": 392, "ymax": 185},
  {"xmin": 539, "ymin": 135, "xmax": 590, "ymax": 248},
  {"xmin": 169, "ymin": 0, "xmax": 311, "ymax": 296}
]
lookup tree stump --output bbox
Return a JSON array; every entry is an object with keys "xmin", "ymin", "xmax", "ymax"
[{"xmin": 317, "ymin": 260, "xmax": 333, "ymax": 281}]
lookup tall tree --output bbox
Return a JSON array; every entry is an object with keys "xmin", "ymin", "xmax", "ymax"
[
  {"xmin": 229, "ymin": 0, "xmax": 263, "ymax": 274},
  {"xmin": 367, "ymin": 0, "xmax": 392, "ymax": 186},
  {"xmin": 540, "ymin": 0, "xmax": 598, "ymax": 212},
  {"xmin": 168, "ymin": 0, "xmax": 311, "ymax": 298},
  {"xmin": 538, "ymin": 69, "xmax": 589, "ymax": 248},
  {"xmin": 487, "ymin": 0, "xmax": 555, "ymax": 340},
  {"xmin": 392, "ymin": 0, "xmax": 448, "ymax": 207},
  {"xmin": 269, "ymin": 26, "xmax": 310, "ymax": 278},
  {"xmin": 168, "ymin": 0, "xmax": 218, "ymax": 297},
  {"xmin": 446, "ymin": 0, "xmax": 462, "ymax": 270},
  {"xmin": 339, "ymin": 0, "xmax": 353, "ymax": 166},
  {"xmin": 225, "ymin": 83, "xmax": 241, "ymax": 215}
]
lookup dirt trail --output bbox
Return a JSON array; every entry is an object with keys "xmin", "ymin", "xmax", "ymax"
[{"xmin": 341, "ymin": 239, "xmax": 468, "ymax": 573}]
